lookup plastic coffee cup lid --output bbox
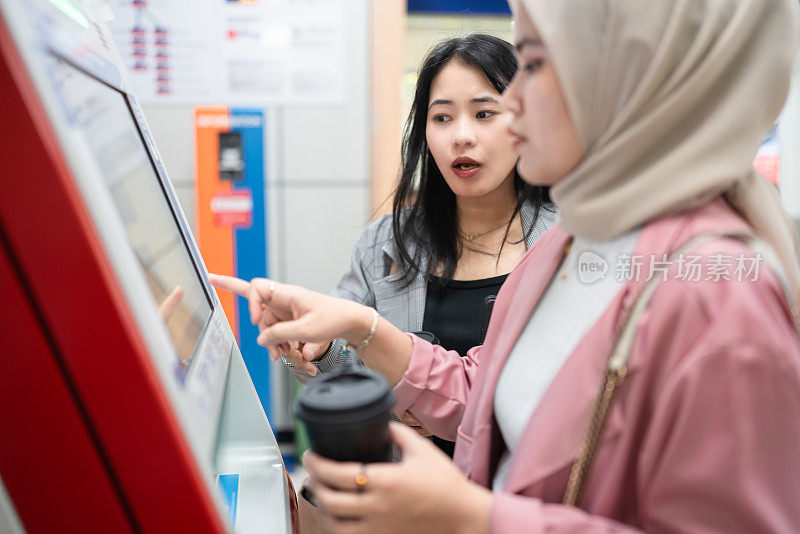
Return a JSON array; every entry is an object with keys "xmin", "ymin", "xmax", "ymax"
[{"xmin": 294, "ymin": 368, "xmax": 394, "ymax": 425}]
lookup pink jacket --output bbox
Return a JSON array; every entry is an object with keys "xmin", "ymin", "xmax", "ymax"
[{"xmin": 393, "ymin": 199, "xmax": 800, "ymax": 533}]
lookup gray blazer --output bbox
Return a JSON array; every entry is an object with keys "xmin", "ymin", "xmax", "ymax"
[{"xmin": 286, "ymin": 201, "xmax": 558, "ymax": 381}]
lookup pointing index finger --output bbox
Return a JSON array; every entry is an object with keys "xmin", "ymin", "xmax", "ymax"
[{"xmin": 208, "ymin": 273, "xmax": 251, "ymax": 297}]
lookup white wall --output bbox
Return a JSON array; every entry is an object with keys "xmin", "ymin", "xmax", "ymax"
[{"xmin": 267, "ymin": 0, "xmax": 371, "ymax": 294}]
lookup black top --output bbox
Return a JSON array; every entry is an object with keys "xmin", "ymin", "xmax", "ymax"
[
  {"xmin": 422, "ymin": 273, "xmax": 508, "ymax": 357},
  {"xmin": 421, "ymin": 273, "xmax": 508, "ymax": 457}
]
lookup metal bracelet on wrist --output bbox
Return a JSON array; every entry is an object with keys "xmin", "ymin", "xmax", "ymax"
[{"xmin": 344, "ymin": 308, "xmax": 379, "ymax": 357}]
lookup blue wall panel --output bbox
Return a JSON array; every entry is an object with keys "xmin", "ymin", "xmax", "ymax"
[{"xmin": 231, "ymin": 108, "xmax": 271, "ymax": 419}]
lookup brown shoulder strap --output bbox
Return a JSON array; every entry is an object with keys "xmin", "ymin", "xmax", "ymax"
[{"xmin": 563, "ymin": 231, "xmax": 753, "ymax": 506}]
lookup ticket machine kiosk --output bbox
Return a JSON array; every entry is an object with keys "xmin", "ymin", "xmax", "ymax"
[{"xmin": 0, "ymin": 1, "xmax": 296, "ymax": 531}]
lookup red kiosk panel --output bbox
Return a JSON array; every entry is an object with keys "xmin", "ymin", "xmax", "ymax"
[{"xmin": 0, "ymin": 8, "xmax": 227, "ymax": 533}]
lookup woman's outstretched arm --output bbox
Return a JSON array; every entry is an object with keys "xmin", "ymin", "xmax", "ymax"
[{"xmin": 208, "ymin": 274, "xmax": 413, "ymax": 385}]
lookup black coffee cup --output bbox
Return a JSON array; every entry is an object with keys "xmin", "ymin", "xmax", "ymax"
[{"xmin": 294, "ymin": 367, "xmax": 394, "ymax": 463}]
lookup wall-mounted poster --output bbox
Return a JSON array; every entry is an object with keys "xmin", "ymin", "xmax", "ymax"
[{"xmin": 106, "ymin": 0, "xmax": 346, "ymax": 106}]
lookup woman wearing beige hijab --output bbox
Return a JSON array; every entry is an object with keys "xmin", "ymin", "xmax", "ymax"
[{"xmin": 211, "ymin": 0, "xmax": 800, "ymax": 531}]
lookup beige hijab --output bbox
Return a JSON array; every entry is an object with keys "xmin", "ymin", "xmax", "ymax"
[{"xmin": 516, "ymin": 0, "xmax": 800, "ymax": 327}]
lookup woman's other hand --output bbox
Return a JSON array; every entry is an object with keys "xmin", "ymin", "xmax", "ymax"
[
  {"xmin": 396, "ymin": 411, "xmax": 433, "ymax": 437},
  {"xmin": 277, "ymin": 341, "xmax": 319, "ymax": 376},
  {"xmin": 302, "ymin": 341, "xmax": 333, "ymax": 362},
  {"xmin": 275, "ymin": 341, "xmax": 332, "ymax": 376},
  {"xmin": 303, "ymin": 423, "xmax": 491, "ymax": 534}
]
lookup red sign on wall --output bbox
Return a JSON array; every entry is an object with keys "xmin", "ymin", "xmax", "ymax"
[{"xmin": 210, "ymin": 190, "xmax": 253, "ymax": 227}]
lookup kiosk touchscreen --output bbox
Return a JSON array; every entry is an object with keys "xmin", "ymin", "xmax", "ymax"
[{"xmin": 0, "ymin": 1, "xmax": 296, "ymax": 532}]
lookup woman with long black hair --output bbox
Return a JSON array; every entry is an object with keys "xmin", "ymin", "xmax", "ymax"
[{"xmin": 278, "ymin": 33, "xmax": 555, "ymax": 454}]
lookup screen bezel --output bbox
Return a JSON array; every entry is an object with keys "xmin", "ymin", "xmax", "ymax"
[{"xmin": 53, "ymin": 53, "xmax": 216, "ymax": 365}]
